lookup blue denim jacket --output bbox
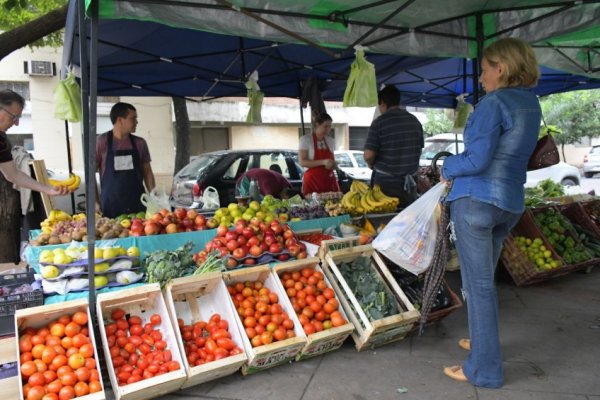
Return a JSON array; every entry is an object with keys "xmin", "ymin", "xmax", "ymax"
[{"xmin": 442, "ymin": 87, "xmax": 542, "ymax": 213}]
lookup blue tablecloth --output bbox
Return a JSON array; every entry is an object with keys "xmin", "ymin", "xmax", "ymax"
[{"xmin": 24, "ymin": 214, "xmax": 350, "ymax": 304}]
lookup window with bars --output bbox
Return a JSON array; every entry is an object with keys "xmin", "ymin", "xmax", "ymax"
[{"xmin": 0, "ymin": 81, "xmax": 30, "ymax": 100}]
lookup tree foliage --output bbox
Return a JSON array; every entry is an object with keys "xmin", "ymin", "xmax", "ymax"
[
  {"xmin": 422, "ymin": 108, "xmax": 454, "ymax": 136},
  {"xmin": 0, "ymin": 0, "xmax": 67, "ymax": 49},
  {"xmin": 540, "ymin": 90, "xmax": 600, "ymax": 146}
]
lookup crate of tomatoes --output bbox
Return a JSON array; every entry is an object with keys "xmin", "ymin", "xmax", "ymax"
[
  {"xmin": 15, "ymin": 298, "xmax": 106, "ymax": 400},
  {"xmin": 273, "ymin": 258, "xmax": 354, "ymax": 360},
  {"xmin": 321, "ymin": 244, "xmax": 420, "ymax": 351},
  {"xmin": 223, "ymin": 265, "xmax": 306, "ymax": 375},
  {"xmin": 96, "ymin": 284, "xmax": 187, "ymax": 400},
  {"xmin": 163, "ymin": 272, "xmax": 247, "ymax": 388}
]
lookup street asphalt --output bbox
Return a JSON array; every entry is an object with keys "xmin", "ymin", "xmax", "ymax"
[{"xmin": 105, "ymin": 265, "xmax": 600, "ymax": 400}]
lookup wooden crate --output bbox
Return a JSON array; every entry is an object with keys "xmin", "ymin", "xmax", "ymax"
[
  {"xmin": 15, "ymin": 299, "xmax": 106, "ymax": 400},
  {"xmin": 561, "ymin": 200, "xmax": 600, "ymax": 238},
  {"xmin": 163, "ymin": 273, "xmax": 248, "ymax": 389},
  {"xmin": 318, "ymin": 236, "xmax": 362, "ymax": 260},
  {"xmin": 272, "ymin": 258, "xmax": 354, "ymax": 361},
  {"xmin": 222, "ymin": 265, "xmax": 306, "ymax": 375},
  {"xmin": 96, "ymin": 284, "xmax": 187, "ymax": 400},
  {"xmin": 321, "ymin": 245, "xmax": 420, "ymax": 351}
]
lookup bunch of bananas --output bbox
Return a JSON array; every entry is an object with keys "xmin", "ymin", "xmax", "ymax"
[
  {"xmin": 341, "ymin": 181, "xmax": 400, "ymax": 215},
  {"xmin": 48, "ymin": 173, "xmax": 81, "ymax": 191},
  {"xmin": 40, "ymin": 209, "xmax": 73, "ymax": 233}
]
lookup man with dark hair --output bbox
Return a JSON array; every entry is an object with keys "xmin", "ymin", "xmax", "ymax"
[
  {"xmin": 96, "ymin": 102, "xmax": 155, "ymax": 217},
  {"xmin": 364, "ymin": 86, "xmax": 424, "ymax": 207}
]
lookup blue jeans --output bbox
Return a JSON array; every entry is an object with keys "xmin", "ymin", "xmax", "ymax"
[{"xmin": 450, "ymin": 197, "xmax": 522, "ymax": 388}]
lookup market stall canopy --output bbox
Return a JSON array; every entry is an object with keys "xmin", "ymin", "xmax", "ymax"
[
  {"xmin": 81, "ymin": 0, "xmax": 599, "ymax": 79},
  {"xmin": 64, "ymin": 1, "xmax": 600, "ymax": 108}
]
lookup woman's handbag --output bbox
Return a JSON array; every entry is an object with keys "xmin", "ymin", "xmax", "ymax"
[{"xmin": 527, "ymin": 133, "xmax": 559, "ymax": 171}]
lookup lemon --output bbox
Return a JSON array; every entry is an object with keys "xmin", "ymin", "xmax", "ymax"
[
  {"xmin": 41, "ymin": 265, "xmax": 60, "ymax": 279},
  {"xmin": 94, "ymin": 248, "xmax": 104, "ymax": 260},
  {"xmin": 126, "ymin": 246, "xmax": 140, "ymax": 258},
  {"xmin": 38, "ymin": 250, "xmax": 54, "ymax": 264},
  {"xmin": 52, "ymin": 248, "xmax": 66, "ymax": 255},
  {"xmin": 94, "ymin": 262, "xmax": 110, "ymax": 273},
  {"xmin": 102, "ymin": 247, "xmax": 119, "ymax": 260},
  {"xmin": 94, "ymin": 275, "xmax": 109, "ymax": 287},
  {"xmin": 53, "ymin": 253, "xmax": 72, "ymax": 265},
  {"xmin": 117, "ymin": 247, "xmax": 127, "ymax": 256}
]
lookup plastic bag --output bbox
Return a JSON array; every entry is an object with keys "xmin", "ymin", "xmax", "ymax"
[
  {"xmin": 53, "ymin": 71, "xmax": 82, "ymax": 122},
  {"xmin": 201, "ymin": 186, "xmax": 220, "ymax": 210},
  {"xmin": 141, "ymin": 186, "xmax": 171, "ymax": 219},
  {"xmin": 343, "ymin": 47, "xmax": 378, "ymax": 107},
  {"xmin": 373, "ymin": 183, "xmax": 446, "ymax": 275}
]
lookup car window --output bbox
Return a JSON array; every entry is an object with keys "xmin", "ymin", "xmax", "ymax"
[
  {"xmin": 222, "ymin": 157, "xmax": 244, "ymax": 180},
  {"xmin": 590, "ymin": 146, "xmax": 600, "ymax": 154},
  {"xmin": 352, "ymin": 152, "xmax": 369, "ymax": 168},
  {"xmin": 335, "ymin": 153, "xmax": 353, "ymax": 168},
  {"xmin": 176, "ymin": 154, "xmax": 218, "ymax": 179},
  {"xmin": 256, "ymin": 152, "xmax": 290, "ymax": 177},
  {"xmin": 421, "ymin": 140, "xmax": 463, "ymax": 160}
]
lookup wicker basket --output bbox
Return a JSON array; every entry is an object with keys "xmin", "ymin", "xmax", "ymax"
[
  {"xmin": 501, "ymin": 208, "xmax": 598, "ymax": 286},
  {"xmin": 409, "ymin": 280, "xmax": 462, "ymax": 333},
  {"xmin": 580, "ymin": 200, "xmax": 600, "ymax": 235},
  {"xmin": 558, "ymin": 201, "xmax": 600, "ymax": 239}
]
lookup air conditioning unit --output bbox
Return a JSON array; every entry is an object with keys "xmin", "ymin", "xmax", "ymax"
[{"xmin": 23, "ymin": 60, "xmax": 56, "ymax": 77}]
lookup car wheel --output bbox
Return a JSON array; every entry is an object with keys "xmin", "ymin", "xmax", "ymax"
[
  {"xmin": 584, "ymin": 172, "xmax": 594, "ymax": 178},
  {"xmin": 561, "ymin": 177, "xmax": 578, "ymax": 186}
]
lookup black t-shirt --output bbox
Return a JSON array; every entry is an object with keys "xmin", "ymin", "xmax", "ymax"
[{"xmin": 0, "ymin": 132, "xmax": 13, "ymax": 163}]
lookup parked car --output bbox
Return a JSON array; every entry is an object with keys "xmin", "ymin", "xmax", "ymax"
[
  {"xmin": 419, "ymin": 133, "xmax": 464, "ymax": 167},
  {"xmin": 334, "ymin": 150, "xmax": 372, "ymax": 181},
  {"xmin": 419, "ymin": 134, "xmax": 581, "ymax": 187},
  {"xmin": 583, "ymin": 145, "xmax": 600, "ymax": 178},
  {"xmin": 170, "ymin": 149, "xmax": 355, "ymax": 209}
]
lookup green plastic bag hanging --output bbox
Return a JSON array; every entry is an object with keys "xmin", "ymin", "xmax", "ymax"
[
  {"xmin": 343, "ymin": 46, "xmax": 377, "ymax": 107},
  {"xmin": 245, "ymin": 71, "xmax": 264, "ymax": 123},
  {"xmin": 452, "ymin": 94, "xmax": 473, "ymax": 132},
  {"xmin": 53, "ymin": 71, "xmax": 82, "ymax": 122}
]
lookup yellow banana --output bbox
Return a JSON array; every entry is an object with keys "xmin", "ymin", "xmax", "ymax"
[
  {"xmin": 360, "ymin": 192, "xmax": 372, "ymax": 213},
  {"xmin": 48, "ymin": 174, "xmax": 76, "ymax": 187},
  {"xmin": 67, "ymin": 174, "xmax": 81, "ymax": 191}
]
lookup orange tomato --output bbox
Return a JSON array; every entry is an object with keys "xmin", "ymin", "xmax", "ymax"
[
  {"xmin": 51, "ymin": 355, "xmax": 68, "ymax": 371},
  {"xmin": 111, "ymin": 308, "xmax": 126, "ymax": 321},
  {"xmin": 60, "ymin": 371, "xmax": 77, "ymax": 387},
  {"xmin": 42, "ymin": 393, "xmax": 59, "ymax": 400},
  {"xmin": 73, "ymin": 381, "xmax": 89, "ymax": 396},
  {"xmin": 64, "ymin": 323, "xmax": 81, "ymax": 338},
  {"xmin": 67, "ymin": 353, "xmax": 85, "ymax": 370},
  {"xmin": 31, "ymin": 343, "xmax": 46, "ymax": 359},
  {"xmin": 89, "ymin": 368, "xmax": 100, "ymax": 382},
  {"xmin": 33, "ymin": 359, "xmax": 47, "ymax": 373},
  {"xmin": 19, "ymin": 336, "xmax": 33, "ymax": 353},
  {"xmin": 71, "ymin": 333, "xmax": 88, "ymax": 349},
  {"xmin": 45, "ymin": 336, "xmax": 62, "ymax": 347},
  {"xmin": 71, "ymin": 312, "xmax": 88, "ymax": 326},
  {"xmin": 28, "ymin": 371, "xmax": 46, "ymax": 387},
  {"xmin": 49, "ymin": 323, "xmax": 65, "ymax": 338},
  {"xmin": 74, "ymin": 366, "xmax": 90, "ymax": 382},
  {"xmin": 57, "ymin": 315, "xmax": 71, "ymax": 325},
  {"xmin": 84, "ymin": 358, "xmax": 97, "ymax": 370},
  {"xmin": 20, "ymin": 351, "xmax": 33, "ymax": 364},
  {"xmin": 41, "ymin": 346, "xmax": 57, "ymax": 364},
  {"xmin": 46, "ymin": 379, "xmax": 63, "ymax": 394},
  {"xmin": 58, "ymin": 385, "xmax": 75, "ymax": 400},
  {"xmin": 88, "ymin": 381, "xmax": 102, "ymax": 393},
  {"xmin": 21, "ymin": 360, "xmax": 37, "ymax": 378},
  {"xmin": 30, "ymin": 335, "xmax": 44, "ymax": 346},
  {"xmin": 60, "ymin": 337, "xmax": 73, "ymax": 349},
  {"xmin": 26, "ymin": 385, "xmax": 45, "ymax": 400},
  {"xmin": 43, "ymin": 370, "xmax": 57, "ymax": 384},
  {"xmin": 78, "ymin": 343, "xmax": 94, "ymax": 358}
]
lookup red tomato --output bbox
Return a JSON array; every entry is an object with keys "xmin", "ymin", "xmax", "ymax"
[
  {"xmin": 111, "ymin": 308, "xmax": 125, "ymax": 321},
  {"xmin": 150, "ymin": 314, "xmax": 162, "ymax": 326},
  {"xmin": 216, "ymin": 338, "xmax": 235, "ymax": 351}
]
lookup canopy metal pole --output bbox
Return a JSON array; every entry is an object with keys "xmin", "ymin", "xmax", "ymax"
[
  {"xmin": 64, "ymin": 120, "xmax": 76, "ymax": 213},
  {"xmin": 473, "ymin": 12, "xmax": 484, "ymax": 103}
]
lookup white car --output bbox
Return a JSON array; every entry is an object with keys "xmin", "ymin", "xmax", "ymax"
[
  {"xmin": 420, "ymin": 134, "xmax": 581, "ymax": 187},
  {"xmin": 334, "ymin": 150, "xmax": 372, "ymax": 182},
  {"xmin": 583, "ymin": 145, "xmax": 600, "ymax": 178}
]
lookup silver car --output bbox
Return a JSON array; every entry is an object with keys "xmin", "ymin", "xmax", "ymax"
[{"xmin": 583, "ymin": 145, "xmax": 600, "ymax": 178}]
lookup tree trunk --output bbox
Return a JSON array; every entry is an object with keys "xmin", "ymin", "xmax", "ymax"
[
  {"xmin": 172, "ymin": 97, "xmax": 191, "ymax": 175},
  {"xmin": 0, "ymin": 4, "xmax": 68, "ymax": 61},
  {"xmin": 0, "ymin": 175, "xmax": 22, "ymax": 264}
]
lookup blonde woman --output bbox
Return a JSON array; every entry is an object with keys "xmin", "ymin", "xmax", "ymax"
[{"xmin": 440, "ymin": 38, "xmax": 541, "ymax": 388}]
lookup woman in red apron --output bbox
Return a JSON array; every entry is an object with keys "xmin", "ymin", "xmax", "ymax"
[{"xmin": 299, "ymin": 113, "xmax": 340, "ymax": 196}]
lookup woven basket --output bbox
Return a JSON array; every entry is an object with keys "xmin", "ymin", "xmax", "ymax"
[
  {"xmin": 558, "ymin": 201, "xmax": 600, "ymax": 239},
  {"xmin": 501, "ymin": 207, "xmax": 598, "ymax": 286},
  {"xmin": 409, "ymin": 281, "xmax": 462, "ymax": 332},
  {"xmin": 580, "ymin": 199, "xmax": 600, "ymax": 234}
]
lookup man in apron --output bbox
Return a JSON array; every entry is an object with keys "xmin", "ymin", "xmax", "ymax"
[{"xmin": 96, "ymin": 103, "xmax": 155, "ymax": 218}]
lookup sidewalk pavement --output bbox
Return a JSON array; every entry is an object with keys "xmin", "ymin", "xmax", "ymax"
[{"xmin": 144, "ymin": 268, "xmax": 600, "ymax": 400}]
